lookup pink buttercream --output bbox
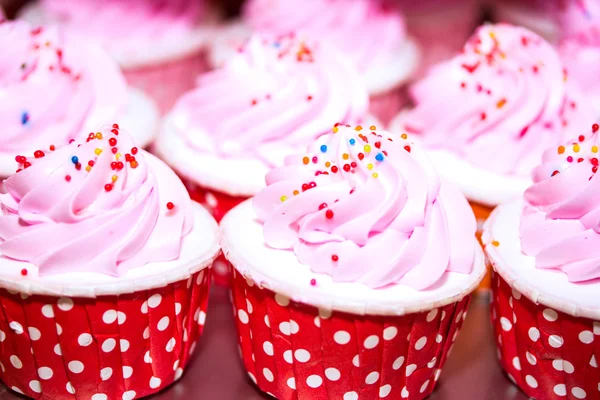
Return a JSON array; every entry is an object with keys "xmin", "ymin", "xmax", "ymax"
[
  {"xmin": 399, "ymin": 23, "xmax": 595, "ymax": 176},
  {"xmin": 521, "ymin": 124, "xmax": 600, "ymax": 283},
  {"xmin": 0, "ymin": 125, "xmax": 193, "ymax": 276},
  {"xmin": 253, "ymin": 125, "xmax": 476, "ymax": 290},
  {"xmin": 0, "ymin": 20, "xmax": 127, "ymax": 163},
  {"xmin": 243, "ymin": 0, "xmax": 407, "ymax": 76},
  {"xmin": 171, "ymin": 34, "xmax": 369, "ymax": 167}
]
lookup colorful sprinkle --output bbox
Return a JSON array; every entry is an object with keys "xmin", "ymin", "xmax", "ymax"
[
  {"xmin": 367, "ymin": 163, "xmax": 373, "ymax": 170},
  {"xmin": 303, "ymin": 157, "xmax": 310, "ymax": 165},
  {"xmin": 375, "ymin": 153, "xmax": 384, "ymax": 162},
  {"xmin": 71, "ymin": 156, "xmax": 78, "ymax": 164},
  {"xmin": 166, "ymin": 202, "xmax": 175, "ymax": 210},
  {"xmin": 492, "ymin": 240, "xmax": 500, "ymax": 247},
  {"xmin": 557, "ymin": 146, "xmax": 565, "ymax": 154},
  {"xmin": 310, "ymin": 279, "xmax": 317, "ymax": 286},
  {"xmin": 349, "ymin": 139, "xmax": 356, "ymax": 145},
  {"xmin": 104, "ymin": 184, "xmax": 113, "ymax": 192},
  {"xmin": 372, "ymin": 172, "xmax": 379, "ymax": 178},
  {"xmin": 331, "ymin": 255, "xmax": 339, "ymax": 262},
  {"xmin": 364, "ymin": 145, "xmax": 371, "ymax": 153},
  {"xmin": 95, "ymin": 148, "xmax": 102, "ymax": 155},
  {"xmin": 594, "ymin": 124, "xmax": 599, "ymax": 133},
  {"xmin": 65, "ymin": 175, "xmax": 71, "ymax": 182},
  {"xmin": 320, "ymin": 145, "xmax": 327, "ymax": 153},
  {"xmin": 20, "ymin": 269, "xmax": 28, "ymax": 276},
  {"xmin": 573, "ymin": 144, "xmax": 580, "ymax": 153},
  {"xmin": 280, "ymin": 196, "xmax": 287, "ymax": 202},
  {"xmin": 33, "ymin": 150, "xmax": 44, "ymax": 158},
  {"xmin": 325, "ymin": 209, "xmax": 334, "ymax": 219},
  {"xmin": 21, "ymin": 111, "xmax": 29, "ymax": 125}
]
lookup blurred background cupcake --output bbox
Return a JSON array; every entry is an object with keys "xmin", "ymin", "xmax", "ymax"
[
  {"xmin": 489, "ymin": 0, "xmax": 561, "ymax": 43},
  {"xmin": 0, "ymin": 19, "xmax": 158, "ymax": 178},
  {"xmin": 19, "ymin": 0, "xmax": 220, "ymax": 113}
]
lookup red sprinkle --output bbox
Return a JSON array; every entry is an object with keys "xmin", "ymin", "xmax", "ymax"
[
  {"xmin": 111, "ymin": 162, "xmax": 118, "ymax": 170},
  {"xmin": 23, "ymin": 161, "xmax": 31, "ymax": 169},
  {"xmin": 34, "ymin": 150, "xmax": 45, "ymax": 158},
  {"xmin": 131, "ymin": 147, "xmax": 138, "ymax": 155},
  {"xmin": 404, "ymin": 145, "xmax": 411, "ymax": 153},
  {"xmin": 310, "ymin": 279, "xmax": 317, "ymax": 286},
  {"xmin": 578, "ymin": 158, "xmax": 584, "ymax": 163},
  {"xmin": 567, "ymin": 156, "xmax": 574, "ymax": 163},
  {"xmin": 75, "ymin": 163, "xmax": 81, "ymax": 170},
  {"xmin": 307, "ymin": 95, "xmax": 313, "ymax": 101},
  {"xmin": 112, "ymin": 123, "xmax": 119, "ymax": 129},
  {"xmin": 109, "ymin": 138, "xmax": 117, "ymax": 146},
  {"xmin": 116, "ymin": 162, "xmax": 124, "ymax": 170},
  {"xmin": 579, "ymin": 135, "xmax": 585, "ymax": 142},
  {"xmin": 594, "ymin": 166, "xmax": 598, "ymax": 173},
  {"xmin": 312, "ymin": 156, "xmax": 318, "ymax": 164},
  {"xmin": 358, "ymin": 153, "xmax": 365, "ymax": 160},
  {"xmin": 49, "ymin": 145, "xmax": 55, "ymax": 151},
  {"xmin": 592, "ymin": 158, "xmax": 599, "ymax": 166},
  {"xmin": 125, "ymin": 154, "xmax": 132, "ymax": 162},
  {"xmin": 343, "ymin": 164, "xmax": 351, "ymax": 172},
  {"xmin": 65, "ymin": 175, "xmax": 71, "ymax": 182},
  {"xmin": 325, "ymin": 209, "xmax": 334, "ymax": 219},
  {"xmin": 166, "ymin": 202, "xmax": 175, "ymax": 210},
  {"xmin": 69, "ymin": 139, "xmax": 75, "ymax": 144},
  {"xmin": 350, "ymin": 162, "xmax": 357, "ymax": 168},
  {"xmin": 551, "ymin": 170, "xmax": 560, "ymax": 177},
  {"xmin": 104, "ymin": 184, "xmax": 113, "ymax": 192},
  {"xmin": 593, "ymin": 124, "xmax": 599, "ymax": 133},
  {"xmin": 319, "ymin": 203, "xmax": 328, "ymax": 210},
  {"xmin": 331, "ymin": 255, "xmax": 339, "ymax": 262},
  {"xmin": 88, "ymin": 160, "xmax": 95, "ymax": 167},
  {"xmin": 20, "ymin": 269, "xmax": 28, "ymax": 276},
  {"xmin": 331, "ymin": 166, "xmax": 339, "ymax": 173},
  {"xmin": 111, "ymin": 129, "xmax": 119, "ymax": 135},
  {"xmin": 111, "ymin": 147, "xmax": 118, "ymax": 154}
]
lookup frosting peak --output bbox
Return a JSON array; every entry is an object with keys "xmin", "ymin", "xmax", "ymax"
[
  {"xmin": 521, "ymin": 124, "xmax": 600, "ymax": 283},
  {"xmin": 171, "ymin": 34, "xmax": 368, "ymax": 167},
  {"xmin": 253, "ymin": 125, "xmax": 476, "ymax": 290},
  {"xmin": 0, "ymin": 125, "xmax": 193, "ymax": 276},
  {"xmin": 400, "ymin": 23, "xmax": 594, "ymax": 176}
]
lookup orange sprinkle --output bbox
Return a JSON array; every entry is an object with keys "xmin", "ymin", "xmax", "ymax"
[
  {"xmin": 492, "ymin": 240, "xmax": 500, "ymax": 247},
  {"xmin": 355, "ymin": 125, "xmax": 363, "ymax": 131},
  {"xmin": 401, "ymin": 133, "xmax": 408, "ymax": 139},
  {"xmin": 95, "ymin": 132, "xmax": 102, "ymax": 139},
  {"xmin": 557, "ymin": 146, "xmax": 565, "ymax": 154},
  {"xmin": 325, "ymin": 162, "xmax": 331, "ymax": 167},
  {"xmin": 112, "ymin": 175, "xmax": 118, "ymax": 182},
  {"xmin": 342, "ymin": 153, "xmax": 349, "ymax": 160},
  {"xmin": 496, "ymin": 98, "xmax": 507, "ymax": 109},
  {"xmin": 293, "ymin": 190, "xmax": 299, "ymax": 196},
  {"xmin": 303, "ymin": 157, "xmax": 310, "ymax": 165},
  {"xmin": 130, "ymin": 161, "xmax": 138, "ymax": 169},
  {"xmin": 369, "ymin": 125, "xmax": 377, "ymax": 131}
]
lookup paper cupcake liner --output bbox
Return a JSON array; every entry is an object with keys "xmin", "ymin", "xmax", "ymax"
[
  {"xmin": 229, "ymin": 268, "xmax": 472, "ymax": 400},
  {"xmin": 370, "ymin": 87, "xmax": 409, "ymax": 128},
  {"xmin": 0, "ymin": 268, "xmax": 212, "ymax": 399},
  {"xmin": 470, "ymin": 201, "xmax": 494, "ymax": 291},
  {"xmin": 491, "ymin": 271, "xmax": 600, "ymax": 400},
  {"xmin": 123, "ymin": 51, "xmax": 209, "ymax": 115}
]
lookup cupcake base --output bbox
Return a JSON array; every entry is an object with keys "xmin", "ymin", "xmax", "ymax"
[
  {"xmin": 0, "ymin": 268, "xmax": 212, "ymax": 400},
  {"xmin": 490, "ymin": 271, "xmax": 599, "ymax": 400},
  {"xmin": 229, "ymin": 268, "xmax": 473, "ymax": 400}
]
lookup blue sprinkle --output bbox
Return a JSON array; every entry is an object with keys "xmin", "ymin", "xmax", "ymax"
[
  {"xmin": 320, "ymin": 145, "xmax": 327, "ymax": 153},
  {"xmin": 71, "ymin": 156, "xmax": 79, "ymax": 164},
  {"xmin": 21, "ymin": 111, "xmax": 29, "ymax": 125},
  {"xmin": 349, "ymin": 139, "xmax": 356, "ymax": 145},
  {"xmin": 375, "ymin": 153, "xmax": 384, "ymax": 162}
]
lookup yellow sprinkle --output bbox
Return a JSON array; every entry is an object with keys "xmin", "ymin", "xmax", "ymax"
[
  {"xmin": 355, "ymin": 125, "xmax": 363, "ymax": 131},
  {"xmin": 593, "ymin": 146, "xmax": 598, "ymax": 153},
  {"xmin": 401, "ymin": 133, "xmax": 408, "ymax": 139},
  {"xmin": 342, "ymin": 153, "xmax": 349, "ymax": 160},
  {"xmin": 112, "ymin": 175, "xmax": 118, "ymax": 182},
  {"xmin": 293, "ymin": 190, "xmax": 299, "ymax": 196},
  {"xmin": 573, "ymin": 144, "xmax": 580, "ymax": 153},
  {"xmin": 280, "ymin": 196, "xmax": 287, "ymax": 202},
  {"xmin": 85, "ymin": 165, "xmax": 91, "ymax": 172},
  {"xmin": 325, "ymin": 162, "xmax": 331, "ymax": 167},
  {"xmin": 116, "ymin": 153, "xmax": 121, "ymax": 160},
  {"xmin": 369, "ymin": 125, "xmax": 377, "ymax": 131},
  {"xmin": 95, "ymin": 148, "xmax": 102, "ymax": 155},
  {"xmin": 372, "ymin": 172, "xmax": 379, "ymax": 178},
  {"xmin": 95, "ymin": 132, "xmax": 103, "ymax": 139},
  {"xmin": 364, "ymin": 145, "xmax": 371, "ymax": 153},
  {"xmin": 367, "ymin": 163, "xmax": 373, "ymax": 170},
  {"xmin": 489, "ymin": 31, "xmax": 496, "ymax": 39},
  {"xmin": 332, "ymin": 127, "xmax": 339, "ymax": 133},
  {"xmin": 492, "ymin": 240, "xmax": 500, "ymax": 247}
]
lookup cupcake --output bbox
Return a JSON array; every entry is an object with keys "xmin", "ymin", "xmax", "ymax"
[
  {"xmin": 220, "ymin": 125, "xmax": 485, "ymax": 399},
  {"xmin": 19, "ymin": 0, "xmax": 218, "ymax": 113},
  {"xmin": 484, "ymin": 123, "xmax": 600, "ymax": 399},
  {"xmin": 0, "ymin": 20, "xmax": 158, "ymax": 178},
  {"xmin": 0, "ymin": 124, "xmax": 219, "ymax": 399},
  {"xmin": 390, "ymin": 23, "xmax": 595, "ymax": 241},
  {"xmin": 210, "ymin": 0, "xmax": 420, "ymax": 125},
  {"xmin": 490, "ymin": 0, "xmax": 561, "ymax": 43},
  {"xmin": 558, "ymin": 0, "xmax": 600, "ymax": 116}
]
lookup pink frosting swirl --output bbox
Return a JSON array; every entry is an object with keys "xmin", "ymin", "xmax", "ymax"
[
  {"xmin": 0, "ymin": 124, "xmax": 193, "ymax": 276},
  {"xmin": 399, "ymin": 23, "xmax": 594, "ymax": 176},
  {"xmin": 521, "ymin": 124, "xmax": 600, "ymax": 283},
  {"xmin": 253, "ymin": 125, "xmax": 476, "ymax": 290},
  {"xmin": 171, "ymin": 34, "xmax": 368, "ymax": 167},
  {"xmin": 243, "ymin": 0, "xmax": 407, "ymax": 75},
  {"xmin": 0, "ymin": 20, "xmax": 127, "ymax": 166}
]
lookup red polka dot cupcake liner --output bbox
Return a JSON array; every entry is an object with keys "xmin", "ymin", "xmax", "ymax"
[
  {"xmin": 0, "ymin": 268, "xmax": 212, "ymax": 400},
  {"xmin": 491, "ymin": 271, "xmax": 599, "ymax": 399},
  {"xmin": 123, "ymin": 51, "xmax": 209, "ymax": 115},
  {"xmin": 230, "ymin": 269, "xmax": 473, "ymax": 400},
  {"xmin": 369, "ymin": 87, "xmax": 409, "ymax": 127}
]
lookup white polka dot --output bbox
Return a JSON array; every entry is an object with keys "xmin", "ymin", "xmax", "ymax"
[
  {"xmin": 56, "ymin": 323, "xmax": 62, "ymax": 335},
  {"xmin": 364, "ymin": 335, "xmax": 380, "ymax": 349},
  {"xmin": 92, "ymin": 395, "xmax": 107, "ymax": 400},
  {"xmin": 0, "ymin": 362, "xmax": 4, "ymax": 372},
  {"xmin": 393, "ymin": 356, "xmax": 405, "ymax": 370},
  {"xmin": 295, "ymin": 349, "xmax": 310, "ymax": 363},
  {"xmin": 509, "ymin": 297, "xmax": 513, "ymax": 308},
  {"xmin": 420, "ymin": 380, "xmax": 430, "ymax": 393},
  {"xmin": 38, "ymin": 367, "xmax": 53, "ymax": 380},
  {"xmin": 264, "ymin": 315, "xmax": 270, "ymax": 328},
  {"xmin": 366, "ymin": 371, "xmax": 379, "ymax": 384},
  {"xmin": 158, "ymin": 316, "xmax": 170, "ymax": 331},
  {"xmin": 143, "ymin": 326, "xmax": 150, "ymax": 339},
  {"xmin": 553, "ymin": 359, "xmax": 564, "ymax": 371},
  {"xmin": 528, "ymin": 327, "xmax": 540, "ymax": 342},
  {"xmin": 117, "ymin": 312, "xmax": 126, "ymax": 325},
  {"xmin": 407, "ymin": 333, "xmax": 411, "ymax": 341},
  {"xmin": 406, "ymin": 364, "xmax": 417, "ymax": 376},
  {"xmin": 352, "ymin": 354, "xmax": 360, "ymax": 367},
  {"xmin": 401, "ymin": 387, "xmax": 409, "ymax": 398},
  {"xmin": 29, "ymin": 380, "xmax": 41, "ymax": 393},
  {"xmin": 314, "ymin": 316, "xmax": 320, "ymax": 327},
  {"xmin": 198, "ymin": 311, "xmax": 206, "ymax": 325},
  {"xmin": 441, "ymin": 310, "xmax": 447, "ymax": 320},
  {"xmin": 57, "ymin": 297, "xmax": 74, "ymax": 311},
  {"xmin": 149, "ymin": 377, "xmax": 161, "ymax": 389},
  {"xmin": 344, "ymin": 392, "xmax": 358, "ymax": 400},
  {"xmin": 245, "ymin": 299, "xmax": 253, "ymax": 314},
  {"xmin": 287, "ymin": 377, "xmax": 296, "ymax": 390},
  {"xmin": 102, "ymin": 338, "xmax": 116, "ymax": 352},
  {"xmin": 435, "ymin": 369, "xmax": 442, "ymax": 381},
  {"xmin": 76, "ymin": 333, "xmax": 92, "ymax": 346},
  {"xmin": 428, "ymin": 357, "xmax": 437, "ymax": 368},
  {"xmin": 563, "ymin": 360, "xmax": 575, "ymax": 374},
  {"xmin": 141, "ymin": 302, "xmax": 148, "ymax": 314},
  {"xmin": 525, "ymin": 375, "xmax": 538, "ymax": 389},
  {"xmin": 553, "ymin": 384, "xmax": 567, "ymax": 396},
  {"xmin": 173, "ymin": 360, "xmax": 180, "ymax": 371},
  {"xmin": 101, "ymin": 367, "xmax": 112, "ymax": 381},
  {"xmin": 0, "ymin": 330, "xmax": 5, "ymax": 342},
  {"xmin": 526, "ymin": 352, "xmax": 537, "ymax": 365},
  {"xmin": 54, "ymin": 344, "xmax": 62, "ymax": 356},
  {"xmin": 500, "ymin": 317, "xmax": 512, "ymax": 331},
  {"xmin": 263, "ymin": 341, "xmax": 273, "ymax": 356},
  {"xmin": 173, "ymin": 303, "xmax": 181, "ymax": 316},
  {"xmin": 66, "ymin": 382, "xmax": 75, "ymax": 394},
  {"xmin": 275, "ymin": 294, "xmax": 290, "ymax": 307},
  {"xmin": 580, "ymin": 330, "xmax": 594, "ymax": 344},
  {"xmin": 263, "ymin": 368, "xmax": 274, "ymax": 382},
  {"xmin": 166, "ymin": 338, "xmax": 176, "ymax": 352},
  {"xmin": 122, "ymin": 390, "xmax": 136, "ymax": 400},
  {"xmin": 279, "ymin": 322, "xmax": 291, "ymax": 335},
  {"xmin": 512, "ymin": 288, "xmax": 522, "ymax": 300},
  {"xmin": 235, "ymin": 309, "xmax": 249, "ymax": 325},
  {"xmin": 148, "ymin": 294, "xmax": 162, "ymax": 309},
  {"xmin": 175, "ymin": 368, "xmax": 183, "ymax": 380},
  {"xmin": 196, "ymin": 270, "xmax": 205, "ymax": 285},
  {"xmin": 290, "ymin": 320, "xmax": 300, "ymax": 334},
  {"xmin": 26, "ymin": 327, "xmax": 41, "ymax": 341},
  {"xmin": 68, "ymin": 361, "xmax": 84, "ymax": 374},
  {"xmin": 319, "ymin": 308, "xmax": 332, "ymax": 319},
  {"xmin": 572, "ymin": 387, "xmax": 586, "ymax": 399},
  {"xmin": 415, "ymin": 336, "xmax": 427, "ymax": 350},
  {"xmin": 144, "ymin": 351, "xmax": 153, "ymax": 364},
  {"xmin": 120, "ymin": 339, "xmax": 130, "ymax": 352},
  {"xmin": 379, "ymin": 384, "xmax": 392, "ymax": 398},
  {"xmin": 10, "ymin": 355, "xmax": 22, "ymax": 369},
  {"xmin": 41, "ymin": 305, "xmax": 54, "ymax": 318},
  {"xmin": 591, "ymin": 355, "xmax": 598, "ymax": 368},
  {"xmin": 512, "ymin": 357, "xmax": 521, "ymax": 370},
  {"xmin": 426, "ymin": 309, "xmax": 438, "ymax": 322},
  {"xmin": 103, "ymin": 310, "xmax": 117, "ymax": 324},
  {"xmin": 122, "ymin": 366, "xmax": 133, "ymax": 379},
  {"xmin": 9, "ymin": 321, "xmax": 23, "ymax": 334},
  {"xmin": 334, "ymin": 330, "xmax": 351, "ymax": 345},
  {"xmin": 307, "ymin": 375, "xmax": 323, "ymax": 388},
  {"xmin": 283, "ymin": 349, "xmax": 293, "ymax": 363},
  {"xmin": 543, "ymin": 308, "xmax": 558, "ymax": 322},
  {"xmin": 325, "ymin": 367, "xmax": 340, "ymax": 381},
  {"xmin": 455, "ymin": 311, "xmax": 463, "ymax": 324},
  {"xmin": 383, "ymin": 327, "xmax": 397, "ymax": 340},
  {"xmin": 549, "ymin": 335, "xmax": 564, "ymax": 348},
  {"xmin": 11, "ymin": 387, "xmax": 23, "ymax": 394}
]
